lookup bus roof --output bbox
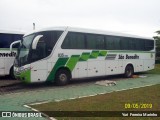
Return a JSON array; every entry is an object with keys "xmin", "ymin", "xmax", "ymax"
[
  {"xmin": 24, "ymin": 26, "xmax": 153, "ymax": 40},
  {"xmin": 0, "ymin": 30, "xmax": 24, "ymax": 35}
]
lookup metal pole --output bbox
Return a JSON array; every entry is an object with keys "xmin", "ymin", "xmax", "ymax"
[{"xmin": 33, "ymin": 23, "xmax": 35, "ymax": 30}]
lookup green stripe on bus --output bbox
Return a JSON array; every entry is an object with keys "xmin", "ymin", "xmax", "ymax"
[
  {"xmin": 45, "ymin": 50, "xmax": 155, "ymax": 82},
  {"xmin": 15, "ymin": 69, "xmax": 31, "ymax": 83},
  {"xmin": 79, "ymin": 52, "xmax": 90, "ymax": 61},
  {"xmin": 47, "ymin": 50, "xmax": 108, "ymax": 82},
  {"xmin": 66, "ymin": 55, "xmax": 80, "ymax": 71},
  {"xmin": 99, "ymin": 51, "xmax": 107, "ymax": 56},
  {"xmin": 47, "ymin": 57, "xmax": 69, "ymax": 82},
  {"xmin": 90, "ymin": 51, "xmax": 99, "ymax": 58},
  {"xmin": 23, "ymin": 70, "xmax": 31, "ymax": 83}
]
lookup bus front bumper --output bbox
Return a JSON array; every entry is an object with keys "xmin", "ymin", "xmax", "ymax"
[{"xmin": 14, "ymin": 66, "xmax": 31, "ymax": 83}]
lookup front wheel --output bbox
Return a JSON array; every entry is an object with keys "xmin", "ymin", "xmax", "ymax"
[
  {"xmin": 55, "ymin": 69, "xmax": 71, "ymax": 86},
  {"xmin": 124, "ymin": 65, "xmax": 134, "ymax": 78},
  {"xmin": 10, "ymin": 67, "xmax": 15, "ymax": 79}
]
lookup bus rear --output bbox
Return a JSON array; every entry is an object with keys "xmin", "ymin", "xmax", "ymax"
[{"xmin": 0, "ymin": 31, "xmax": 24, "ymax": 78}]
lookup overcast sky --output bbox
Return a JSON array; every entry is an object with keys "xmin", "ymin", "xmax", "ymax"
[{"xmin": 0, "ymin": 0, "xmax": 160, "ymax": 37}]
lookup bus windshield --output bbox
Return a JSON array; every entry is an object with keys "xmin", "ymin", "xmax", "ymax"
[
  {"xmin": 15, "ymin": 31, "xmax": 63, "ymax": 67},
  {"xmin": 15, "ymin": 34, "xmax": 35, "ymax": 66}
]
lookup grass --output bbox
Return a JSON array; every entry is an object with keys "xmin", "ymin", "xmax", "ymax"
[
  {"xmin": 30, "ymin": 84, "xmax": 160, "ymax": 120},
  {"xmin": 31, "ymin": 85, "xmax": 160, "ymax": 111},
  {"xmin": 30, "ymin": 64, "xmax": 160, "ymax": 120},
  {"xmin": 146, "ymin": 64, "xmax": 160, "ymax": 74}
]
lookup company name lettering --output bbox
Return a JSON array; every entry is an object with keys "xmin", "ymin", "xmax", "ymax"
[
  {"xmin": 118, "ymin": 54, "xmax": 139, "ymax": 59},
  {"xmin": 0, "ymin": 52, "xmax": 16, "ymax": 57}
]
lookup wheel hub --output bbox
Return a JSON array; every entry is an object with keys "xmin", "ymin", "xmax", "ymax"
[{"xmin": 59, "ymin": 74, "xmax": 67, "ymax": 81}]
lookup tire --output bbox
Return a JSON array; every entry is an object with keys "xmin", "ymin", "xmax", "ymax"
[
  {"xmin": 10, "ymin": 67, "xmax": 15, "ymax": 79},
  {"xmin": 124, "ymin": 65, "xmax": 134, "ymax": 78},
  {"xmin": 55, "ymin": 69, "xmax": 71, "ymax": 86}
]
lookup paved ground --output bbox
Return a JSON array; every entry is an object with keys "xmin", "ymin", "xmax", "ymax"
[
  {"xmin": 0, "ymin": 74, "xmax": 160, "ymax": 120},
  {"xmin": 0, "ymin": 76, "xmax": 21, "ymax": 87}
]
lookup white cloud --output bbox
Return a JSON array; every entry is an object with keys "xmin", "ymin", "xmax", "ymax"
[{"xmin": 0, "ymin": 0, "xmax": 160, "ymax": 37}]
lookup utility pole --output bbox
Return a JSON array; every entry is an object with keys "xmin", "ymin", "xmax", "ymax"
[{"xmin": 33, "ymin": 23, "xmax": 35, "ymax": 30}]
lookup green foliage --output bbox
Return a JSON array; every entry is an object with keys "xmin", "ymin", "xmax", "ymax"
[
  {"xmin": 153, "ymin": 30, "xmax": 160, "ymax": 59},
  {"xmin": 147, "ymin": 64, "xmax": 160, "ymax": 74},
  {"xmin": 156, "ymin": 30, "xmax": 160, "ymax": 34},
  {"xmin": 153, "ymin": 36, "xmax": 160, "ymax": 40}
]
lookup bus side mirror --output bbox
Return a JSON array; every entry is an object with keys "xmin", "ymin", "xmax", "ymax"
[
  {"xmin": 10, "ymin": 40, "xmax": 21, "ymax": 52},
  {"xmin": 32, "ymin": 35, "xmax": 43, "ymax": 50}
]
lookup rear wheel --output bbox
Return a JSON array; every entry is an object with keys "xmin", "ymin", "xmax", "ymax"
[
  {"xmin": 124, "ymin": 65, "xmax": 134, "ymax": 78},
  {"xmin": 55, "ymin": 69, "xmax": 71, "ymax": 86},
  {"xmin": 10, "ymin": 67, "xmax": 15, "ymax": 79}
]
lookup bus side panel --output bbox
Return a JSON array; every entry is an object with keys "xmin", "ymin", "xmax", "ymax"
[
  {"xmin": 4, "ymin": 58, "xmax": 14, "ymax": 75},
  {"xmin": 106, "ymin": 60, "xmax": 123, "ymax": 75},
  {"xmin": 31, "ymin": 60, "xmax": 48, "ymax": 82},
  {"xmin": 135, "ymin": 60, "xmax": 144, "ymax": 72},
  {"xmin": 87, "ymin": 59, "xmax": 106, "ymax": 77},
  {"xmin": 0, "ymin": 58, "xmax": 5, "ymax": 75},
  {"xmin": 143, "ymin": 60, "xmax": 155, "ymax": 71},
  {"xmin": 73, "ymin": 62, "xmax": 88, "ymax": 78},
  {"xmin": 143, "ymin": 53, "xmax": 155, "ymax": 71}
]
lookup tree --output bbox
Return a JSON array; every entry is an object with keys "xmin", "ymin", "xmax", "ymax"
[{"xmin": 153, "ymin": 30, "xmax": 160, "ymax": 60}]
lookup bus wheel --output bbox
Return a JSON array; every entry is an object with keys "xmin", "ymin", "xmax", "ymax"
[
  {"xmin": 124, "ymin": 65, "xmax": 134, "ymax": 78},
  {"xmin": 10, "ymin": 67, "xmax": 15, "ymax": 79},
  {"xmin": 55, "ymin": 69, "xmax": 71, "ymax": 86}
]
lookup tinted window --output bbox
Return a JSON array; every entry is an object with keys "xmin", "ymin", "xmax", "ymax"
[
  {"xmin": 137, "ymin": 39, "xmax": 145, "ymax": 50},
  {"xmin": 29, "ymin": 31, "xmax": 62, "ymax": 62},
  {"xmin": 86, "ymin": 34, "xmax": 105, "ymax": 49},
  {"xmin": 128, "ymin": 38, "xmax": 136, "ymax": 50},
  {"xmin": 105, "ymin": 36, "xmax": 120, "ymax": 50},
  {"xmin": 0, "ymin": 33, "xmax": 12, "ymax": 48},
  {"xmin": 62, "ymin": 32, "xmax": 85, "ymax": 49},
  {"xmin": 120, "ymin": 37, "xmax": 129, "ymax": 50},
  {"xmin": 13, "ymin": 34, "xmax": 23, "ymax": 41},
  {"xmin": 13, "ymin": 34, "xmax": 23, "ymax": 48},
  {"xmin": 145, "ymin": 40, "xmax": 154, "ymax": 51},
  {"xmin": 62, "ymin": 32, "xmax": 154, "ymax": 51},
  {"xmin": 0, "ymin": 33, "xmax": 23, "ymax": 48}
]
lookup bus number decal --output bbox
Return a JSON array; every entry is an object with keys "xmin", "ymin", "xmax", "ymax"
[{"xmin": 58, "ymin": 53, "xmax": 68, "ymax": 58}]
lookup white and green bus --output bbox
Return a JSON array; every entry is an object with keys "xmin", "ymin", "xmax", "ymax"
[
  {"xmin": 0, "ymin": 30, "xmax": 24, "ymax": 78},
  {"xmin": 11, "ymin": 27, "xmax": 155, "ymax": 85}
]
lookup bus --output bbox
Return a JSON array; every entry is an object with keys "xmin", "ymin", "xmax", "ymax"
[
  {"xmin": 11, "ymin": 27, "xmax": 155, "ymax": 85},
  {"xmin": 0, "ymin": 30, "xmax": 24, "ymax": 78}
]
